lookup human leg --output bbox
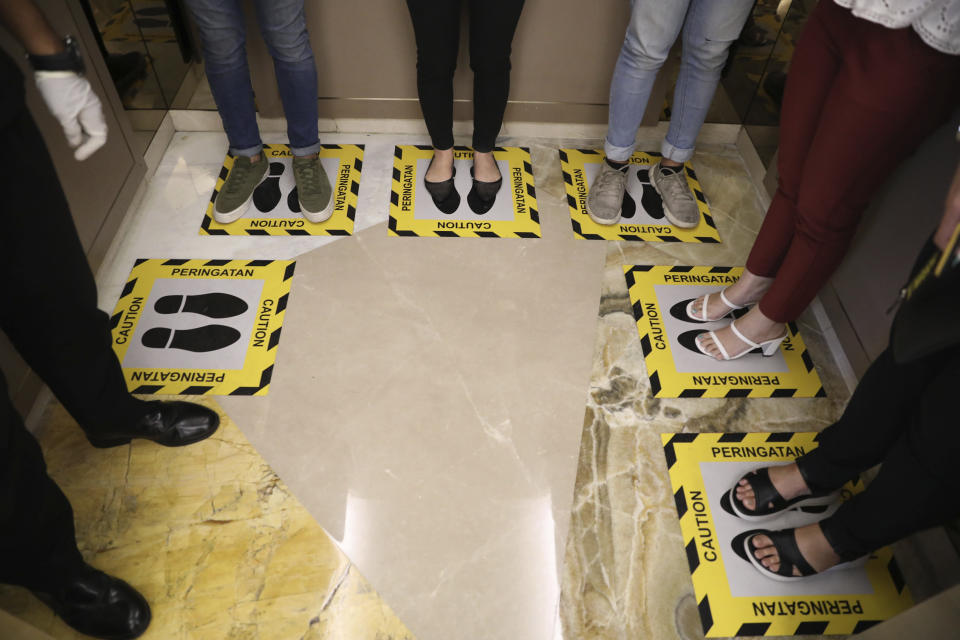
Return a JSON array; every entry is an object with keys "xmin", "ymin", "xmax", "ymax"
[
  {"xmin": 755, "ymin": 7, "xmax": 960, "ymax": 323},
  {"xmin": 603, "ymin": 0, "xmax": 689, "ymax": 163},
  {"xmin": 405, "ymin": 0, "xmax": 462, "ymax": 157},
  {"xmin": 817, "ymin": 347, "xmax": 960, "ymax": 560},
  {"xmin": 251, "ymin": 0, "xmax": 321, "ymax": 157},
  {"xmin": 744, "ymin": 1, "xmax": 847, "ymax": 281},
  {"xmin": 0, "ymin": 371, "xmax": 83, "ymax": 590},
  {"xmin": 749, "ymin": 347, "xmax": 960, "ymax": 576},
  {"xmin": 466, "ymin": 0, "xmax": 525, "ymax": 155},
  {"xmin": 182, "ymin": 0, "xmax": 261, "ymax": 156},
  {"xmin": 691, "ymin": 2, "xmax": 845, "ymax": 323},
  {"xmin": 663, "ymin": 0, "xmax": 753, "ymax": 163},
  {"xmin": 0, "ymin": 109, "xmax": 219, "ymax": 447},
  {"xmin": 0, "ymin": 372, "xmax": 151, "ymax": 638},
  {"xmin": 588, "ymin": 0, "xmax": 689, "ymax": 225},
  {"xmin": 647, "ymin": 0, "xmax": 754, "ymax": 228},
  {"xmin": 0, "ymin": 110, "xmax": 149, "ymax": 434},
  {"xmin": 735, "ymin": 347, "xmax": 930, "ymax": 513}
]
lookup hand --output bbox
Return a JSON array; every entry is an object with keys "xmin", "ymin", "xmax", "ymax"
[{"xmin": 34, "ymin": 70, "xmax": 107, "ymax": 161}]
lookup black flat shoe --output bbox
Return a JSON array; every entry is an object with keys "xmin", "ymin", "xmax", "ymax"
[
  {"xmin": 87, "ymin": 400, "xmax": 220, "ymax": 448},
  {"xmin": 424, "ymin": 157, "xmax": 460, "ymax": 214},
  {"xmin": 32, "ymin": 563, "xmax": 151, "ymax": 639},
  {"xmin": 467, "ymin": 166, "xmax": 502, "ymax": 215}
]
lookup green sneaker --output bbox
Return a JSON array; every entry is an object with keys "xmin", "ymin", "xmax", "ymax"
[
  {"xmin": 214, "ymin": 152, "xmax": 268, "ymax": 223},
  {"xmin": 292, "ymin": 156, "xmax": 334, "ymax": 223}
]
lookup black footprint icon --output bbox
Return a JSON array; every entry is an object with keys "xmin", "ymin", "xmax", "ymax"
[
  {"xmin": 287, "ymin": 185, "xmax": 301, "ymax": 213},
  {"xmin": 641, "ymin": 183, "xmax": 665, "ymax": 220},
  {"xmin": 669, "ymin": 298, "xmax": 749, "ymax": 324},
  {"xmin": 676, "ymin": 329, "xmax": 762, "ymax": 357},
  {"xmin": 142, "ymin": 325, "xmax": 241, "ymax": 352},
  {"xmin": 621, "ymin": 189, "xmax": 636, "ymax": 219},
  {"xmin": 253, "ymin": 162, "xmax": 284, "ymax": 212},
  {"xmin": 154, "ymin": 293, "xmax": 248, "ymax": 319}
]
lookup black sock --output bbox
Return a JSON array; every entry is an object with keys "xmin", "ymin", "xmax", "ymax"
[{"xmin": 605, "ymin": 158, "xmax": 629, "ymax": 170}]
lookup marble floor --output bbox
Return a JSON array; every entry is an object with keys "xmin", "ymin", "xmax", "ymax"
[{"xmin": 0, "ymin": 130, "xmax": 896, "ymax": 639}]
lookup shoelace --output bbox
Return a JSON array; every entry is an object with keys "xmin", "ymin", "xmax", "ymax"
[
  {"xmin": 659, "ymin": 169, "xmax": 694, "ymax": 202},
  {"xmin": 595, "ymin": 165, "xmax": 627, "ymax": 193}
]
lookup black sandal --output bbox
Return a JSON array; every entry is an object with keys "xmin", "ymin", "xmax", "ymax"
[
  {"xmin": 424, "ymin": 157, "xmax": 460, "ymax": 214},
  {"xmin": 720, "ymin": 467, "xmax": 838, "ymax": 521},
  {"xmin": 732, "ymin": 528, "xmax": 866, "ymax": 582},
  {"xmin": 467, "ymin": 166, "xmax": 502, "ymax": 215}
]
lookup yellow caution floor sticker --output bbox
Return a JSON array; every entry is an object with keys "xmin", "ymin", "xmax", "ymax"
[
  {"xmin": 625, "ymin": 265, "xmax": 824, "ymax": 398},
  {"xmin": 662, "ymin": 431, "xmax": 912, "ymax": 637},
  {"xmin": 559, "ymin": 148, "xmax": 721, "ymax": 243},
  {"xmin": 388, "ymin": 145, "xmax": 541, "ymax": 238},
  {"xmin": 110, "ymin": 259, "xmax": 294, "ymax": 396},
  {"xmin": 200, "ymin": 144, "xmax": 364, "ymax": 236}
]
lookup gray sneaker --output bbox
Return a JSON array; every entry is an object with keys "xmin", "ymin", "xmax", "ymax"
[
  {"xmin": 292, "ymin": 156, "xmax": 334, "ymax": 223},
  {"xmin": 214, "ymin": 152, "xmax": 269, "ymax": 223},
  {"xmin": 650, "ymin": 163, "xmax": 700, "ymax": 228},
  {"xmin": 586, "ymin": 161, "xmax": 629, "ymax": 225}
]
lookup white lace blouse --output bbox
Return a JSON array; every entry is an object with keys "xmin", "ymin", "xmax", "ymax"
[{"xmin": 832, "ymin": 0, "xmax": 960, "ymax": 54}]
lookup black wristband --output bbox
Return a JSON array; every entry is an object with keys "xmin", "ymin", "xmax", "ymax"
[{"xmin": 27, "ymin": 35, "xmax": 85, "ymax": 74}]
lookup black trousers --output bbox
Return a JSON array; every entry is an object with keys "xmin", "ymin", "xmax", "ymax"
[
  {"xmin": 0, "ymin": 108, "xmax": 148, "ymax": 589},
  {"xmin": 797, "ymin": 346, "xmax": 960, "ymax": 561},
  {"xmin": 405, "ymin": 0, "xmax": 525, "ymax": 152}
]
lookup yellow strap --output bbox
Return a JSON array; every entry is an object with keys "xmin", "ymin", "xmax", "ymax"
[{"xmin": 934, "ymin": 222, "xmax": 960, "ymax": 277}]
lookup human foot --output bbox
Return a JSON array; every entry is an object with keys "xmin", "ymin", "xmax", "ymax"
[
  {"xmin": 425, "ymin": 147, "xmax": 454, "ymax": 182},
  {"xmin": 746, "ymin": 524, "xmax": 843, "ymax": 579},
  {"xmin": 472, "ymin": 151, "xmax": 501, "ymax": 182},
  {"xmin": 695, "ymin": 306, "xmax": 786, "ymax": 360},
  {"xmin": 292, "ymin": 154, "xmax": 333, "ymax": 223},
  {"xmin": 424, "ymin": 148, "xmax": 459, "ymax": 214},
  {"xmin": 721, "ymin": 463, "xmax": 838, "ymax": 522},
  {"xmin": 585, "ymin": 160, "xmax": 629, "ymax": 225},
  {"xmin": 736, "ymin": 463, "xmax": 809, "ymax": 512},
  {"xmin": 214, "ymin": 151, "xmax": 268, "ymax": 223},
  {"xmin": 468, "ymin": 151, "xmax": 503, "ymax": 214},
  {"xmin": 650, "ymin": 160, "xmax": 699, "ymax": 228},
  {"xmin": 687, "ymin": 270, "xmax": 773, "ymax": 321}
]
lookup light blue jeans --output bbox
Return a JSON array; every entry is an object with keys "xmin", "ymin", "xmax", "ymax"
[
  {"xmin": 184, "ymin": 0, "xmax": 322, "ymax": 157},
  {"xmin": 605, "ymin": 0, "xmax": 754, "ymax": 163}
]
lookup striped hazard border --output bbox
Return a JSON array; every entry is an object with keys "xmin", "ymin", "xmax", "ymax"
[
  {"xmin": 625, "ymin": 265, "xmax": 824, "ymax": 398},
  {"xmin": 662, "ymin": 431, "xmax": 912, "ymax": 637},
  {"xmin": 388, "ymin": 145, "xmax": 541, "ymax": 238},
  {"xmin": 200, "ymin": 144, "xmax": 363, "ymax": 237},
  {"xmin": 559, "ymin": 148, "xmax": 721, "ymax": 243},
  {"xmin": 110, "ymin": 259, "xmax": 295, "ymax": 396}
]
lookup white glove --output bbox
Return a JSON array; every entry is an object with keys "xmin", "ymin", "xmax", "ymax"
[{"xmin": 34, "ymin": 70, "xmax": 108, "ymax": 161}]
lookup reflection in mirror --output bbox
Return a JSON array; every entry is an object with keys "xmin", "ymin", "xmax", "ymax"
[
  {"xmin": 723, "ymin": 0, "xmax": 815, "ymax": 167},
  {"xmin": 81, "ymin": 0, "xmax": 198, "ymax": 152}
]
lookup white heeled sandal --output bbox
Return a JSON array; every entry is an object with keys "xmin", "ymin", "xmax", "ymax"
[
  {"xmin": 695, "ymin": 320, "xmax": 787, "ymax": 360},
  {"xmin": 686, "ymin": 289, "xmax": 750, "ymax": 323}
]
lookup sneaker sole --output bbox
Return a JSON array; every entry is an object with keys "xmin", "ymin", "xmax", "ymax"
[
  {"xmin": 650, "ymin": 172, "xmax": 700, "ymax": 229},
  {"xmin": 213, "ymin": 194, "xmax": 253, "ymax": 224},
  {"xmin": 300, "ymin": 196, "xmax": 335, "ymax": 224},
  {"xmin": 585, "ymin": 198, "xmax": 621, "ymax": 227}
]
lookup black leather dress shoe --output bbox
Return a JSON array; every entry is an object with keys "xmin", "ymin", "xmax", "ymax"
[
  {"xmin": 88, "ymin": 401, "xmax": 220, "ymax": 448},
  {"xmin": 32, "ymin": 563, "xmax": 150, "ymax": 640}
]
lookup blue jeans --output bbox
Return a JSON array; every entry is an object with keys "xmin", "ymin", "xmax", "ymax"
[
  {"xmin": 605, "ymin": 0, "xmax": 753, "ymax": 163},
  {"xmin": 184, "ymin": 0, "xmax": 321, "ymax": 157}
]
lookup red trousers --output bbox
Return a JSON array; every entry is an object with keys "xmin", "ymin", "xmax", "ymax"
[{"xmin": 747, "ymin": 1, "xmax": 960, "ymax": 323}]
